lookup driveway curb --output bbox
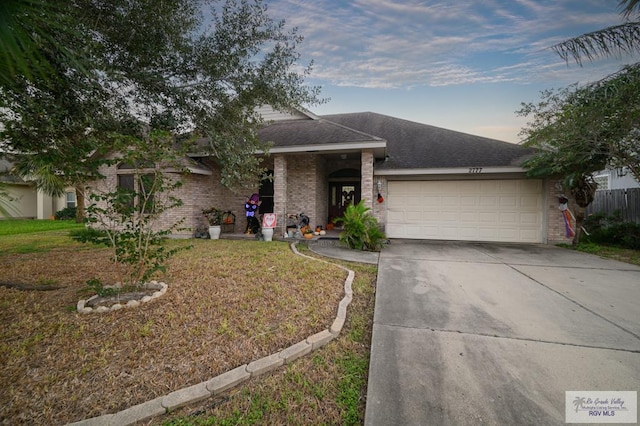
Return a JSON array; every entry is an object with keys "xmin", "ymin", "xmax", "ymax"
[{"xmin": 67, "ymin": 242, "xmax": 356, "ymax": 426}]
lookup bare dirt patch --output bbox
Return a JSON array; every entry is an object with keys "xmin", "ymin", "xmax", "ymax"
[{"xmin": 0, "ymin": 239, "xmax": 347, "ymax": 425}]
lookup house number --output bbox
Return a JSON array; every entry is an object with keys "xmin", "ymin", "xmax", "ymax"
[{"xmin": 468, "ymin": 167, "xmax": 483, "ymax": 174}]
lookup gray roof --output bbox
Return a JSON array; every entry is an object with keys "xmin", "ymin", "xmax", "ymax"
[
  {"xmin": 258, "ymin": 118, "xmax": 383, "ymax": 147},
  {"xmin": 322, "ymin": 112, "xmax": 533, "ymax": 170},
  {"xmin": 0, "ymin": 158, "xmax": 24, "ymax": 184}
]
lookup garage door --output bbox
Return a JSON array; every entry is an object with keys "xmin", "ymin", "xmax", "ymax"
[{"xmin": 386, "ymin": 179, "xmax": 543, "ymax": 243}]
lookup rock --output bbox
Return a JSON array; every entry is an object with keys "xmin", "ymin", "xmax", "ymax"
[
  {"xmin": 76, "ymin": 282, "xmax": 168, "ymax": 313},
  {"xmin": 86, "ymin": 292, "xmax": 150, "ymax": 308}
]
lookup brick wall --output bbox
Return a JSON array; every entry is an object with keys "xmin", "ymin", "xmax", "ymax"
[
  {"xmin": 545, "ymin": 178, "xmax": 575, "ymax": 244},
  {"xmin": 89, "ymin": 156, "xmax": 265, "ymax": 237},
  {"xmin": 371, "ymin": 176, "xmax": 386, "ymax": 228},
  {"xmin": 286, "ymin": 153, "xmax": 318, "ymax": 225}
]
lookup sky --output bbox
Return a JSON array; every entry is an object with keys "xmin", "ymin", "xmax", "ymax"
[{"xmin": 265, "ymin": 0, "xmax": 638, "ymax": 143}]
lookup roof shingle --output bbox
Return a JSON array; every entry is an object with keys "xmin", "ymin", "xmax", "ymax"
[
  {"xmin": 258, "ymin": 118, "xmax": 383, "ymax": 147},
  {"xmin": 322, "ymin": 112, "xmax": 533, "ymax": 169}
]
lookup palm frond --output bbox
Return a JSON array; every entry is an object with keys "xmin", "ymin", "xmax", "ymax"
[
  {"xmin": 552, "ymin": 22, "xmax": 640, "ymax": 65},
  {"xmin": 11, "ymin": 156, "xmax": 67, "ymax": 197},
  {"xmin": 620, "ymin": 0, "xmax": 640, "ymax": 19},
  {"xmin": 0, "ymin": 183, "xmax": 19, "ymax": 217}
]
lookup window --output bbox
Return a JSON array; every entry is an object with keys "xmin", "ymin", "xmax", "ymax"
[
  {"xmin": 65, "ymin": 192, "xmax": 77, "ymax": 208},
  {"xmin": 117, "ymin": 174, "xmax": 135, "ymax": 211},
  {"xmin": 594, "ymin": 174, "xmax": 609, "ymax": 191},
  {"xmin": 116, "ymin": 163, "xmax": 156, "ymax": 213}
]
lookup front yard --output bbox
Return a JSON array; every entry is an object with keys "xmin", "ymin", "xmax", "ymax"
[{"xmin": 0, "ymin": 223, "xmax": 376, "ymax": 425}]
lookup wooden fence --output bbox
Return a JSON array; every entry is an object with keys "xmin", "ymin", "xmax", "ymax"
[{"xmin": 585, "ymin": 188, "xmax": 640, "ymax": 224}]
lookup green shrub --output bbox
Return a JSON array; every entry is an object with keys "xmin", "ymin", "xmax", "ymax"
[
  {"xmin": 583, "ymin": 211, "xmax": 640, "ymax": 250},
  {"xmin": 82, "ymin": 131, "xmax": 191, "ymax": 287},
  {"xmin": 54, "ymin": 206, "xmax": 77, "ymax": 220},
  {"xmin": 337, "ymin": 200, "xmax": 386, "ymax": 252},
  {"xmin": 69, "ymin": 227, "xmax": 108, "ymax": 243}
]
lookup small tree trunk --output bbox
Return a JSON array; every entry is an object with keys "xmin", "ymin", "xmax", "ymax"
[
  {"xmin": 75, "ymin": 184, "xmax": 85, "ymax": 223},
  {"xmin": 570, "ymin": 177, "xmax": 597, "ymax": 247},
  {"xmin": 572, "ymin": 206, "xmax": 585, "ymax": 247}
]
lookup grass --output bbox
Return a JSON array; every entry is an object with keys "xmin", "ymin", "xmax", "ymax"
[
  {"xmin": 0, "ymin": 231, "xmax": 376, "ymax": 425},
  {"xmin": 0, "ymin": 219, "xmax": 87, "ymax": 255},
  {"xmin": 156, "ymin": 252, "xmax": 377, "ymax": 426},
  {"xmin": 559, "ymin": 242, "xmax": 640, "ymax": 266},
  {"xmin": 0, "ymin": 219, "xmax": 84, "ymax": 236}
]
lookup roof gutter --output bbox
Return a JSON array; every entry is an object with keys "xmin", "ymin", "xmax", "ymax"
[{"xmin": 258, "ymin": 140, "xmax": 387, "ymax": 156}]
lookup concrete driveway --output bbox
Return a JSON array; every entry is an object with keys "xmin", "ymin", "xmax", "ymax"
[{"xmin": 365, "ymin": 241, "xmax": 640, "ymax": 425}]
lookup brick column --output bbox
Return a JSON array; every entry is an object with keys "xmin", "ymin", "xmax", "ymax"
[
  {"xmin": 361, "ymin": 150, "xmax": 374, "ymax": 211},
  {"xmin": 274, "ymin": 154, "xmax": 288, "ymax": 237},
  {"xmin": 545, "ymin": 178, "xmax": 574, "ymax": 244}
]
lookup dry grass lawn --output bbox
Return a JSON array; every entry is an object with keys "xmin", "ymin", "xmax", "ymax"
[{"xmin": 0, "ymin": 238, "xmax": 350, "ymax": 425}]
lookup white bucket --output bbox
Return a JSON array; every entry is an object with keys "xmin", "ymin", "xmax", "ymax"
[{"xmin": 262, "ymin": 228, "xmax": 274, "ymax": 241}]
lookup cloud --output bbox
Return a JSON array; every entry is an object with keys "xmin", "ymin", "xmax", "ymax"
[{"xmin": 268, "ymin": 0, "xmax": 635, "ymax": 89}]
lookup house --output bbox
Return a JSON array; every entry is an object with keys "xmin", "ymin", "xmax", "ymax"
[
  {"xmin": 0, "ymin": 159, "xmax": 75, "ymax": 219},
  {"xmin": 94, "ymin": 106, "xmax": 572, "ymax": 244},
  {"xmin": 593, "ymin": 168, "xmax": 640, "ymax": 191},
  {"xmin": 588, "ymin": 168, "xmax": 640, "ymax": 223}
]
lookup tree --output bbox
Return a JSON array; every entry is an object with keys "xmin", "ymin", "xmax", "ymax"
[
  {"xmin": 0, "ymin": 0, "xmax": 85, "ymax": 87},
  {"xmin": 518, "ymin": 64, "xmax": 640, "ymax": 245},
  {"xmin": 79, "ymin": 131, "xmax": 191, "ymax": 288},
  {"xmin": 518, "ymin": 86, "xmax": 605, "ymax": 245},
  {"xmin": 519, "ymin": 1, "xmax": 640, "ymax": 245},
  {"xmin": 0, "ymin": 0, "xmax": 322, "ymax": 215}
]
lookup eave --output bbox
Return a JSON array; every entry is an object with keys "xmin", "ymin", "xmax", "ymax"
[{"xmin": 259, "ymin": 140, "xmax": 387, "ymax": 159}]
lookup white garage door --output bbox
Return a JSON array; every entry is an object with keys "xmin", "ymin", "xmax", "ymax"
[{"xmin": 386, "ymin": 179, "xmax": 543, "ymax": 243}]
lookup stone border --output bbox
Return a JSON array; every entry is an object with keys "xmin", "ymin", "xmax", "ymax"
[
  {"xmin": 68, "ymin": 242, "xmax": 355, "ymax": 425},
  {"xmin": 76, "ymin": 281, "xmax": 168, "ymax": 314}
]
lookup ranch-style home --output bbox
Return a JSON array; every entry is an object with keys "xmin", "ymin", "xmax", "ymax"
[
  {"xmin": 1, "ymin": 159, "xmax": 76, "ymax": 219},
  {"xmin": 95, "ymin": 106, "xmax": 572, "ymax": 244}
]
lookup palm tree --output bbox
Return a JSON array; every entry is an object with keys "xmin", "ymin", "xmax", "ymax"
[
  {"xmin": 552, "ymin": 0, "xmax": 640, "ymax": 64},
  {"xmin": 0, "ymin": 183, "xmax": 17, "ymax": 218}
]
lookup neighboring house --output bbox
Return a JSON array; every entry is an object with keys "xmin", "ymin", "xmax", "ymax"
[
  {"xmin": 92, "ymin": 106, "xmax": 573, "ymax": 244},
  {"xmin": 0, "ymin": 159, "xmax": 75, "ymax": 219},
  {"xmin": 593, "ymin": 168, "xmax": 640, "ymax": 190},
  {"xmin": 588, "ymin": 168, "xmax": 640, "ymax": 223}
]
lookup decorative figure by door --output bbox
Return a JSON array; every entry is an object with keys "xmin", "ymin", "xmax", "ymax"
[{"xmin": 244, "ymin": 193, "xmax": 262, "ymax": 234}]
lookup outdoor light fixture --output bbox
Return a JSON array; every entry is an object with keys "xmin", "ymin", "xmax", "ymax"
[{"xmin": 376, "ymin": 179, "xmax": 383, "ymax": 191}]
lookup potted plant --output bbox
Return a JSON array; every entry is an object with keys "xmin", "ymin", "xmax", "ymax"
[
  {"xmin": 303, "ymin": 227, "xmax": 314, "ymax": 239},
  {"xmin": 202, "ymin": 207, "xmax": 223, "ymax": 239}
]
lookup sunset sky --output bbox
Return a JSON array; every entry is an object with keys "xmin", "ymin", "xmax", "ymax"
[{"xmin": 266, "ymin": 0, "xmax": 638, "ymax": 142}]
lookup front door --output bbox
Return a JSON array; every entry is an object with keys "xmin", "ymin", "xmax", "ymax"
[{"xmin": 328, "ymin": 182, "xmax": 361, "ymax": 222}]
